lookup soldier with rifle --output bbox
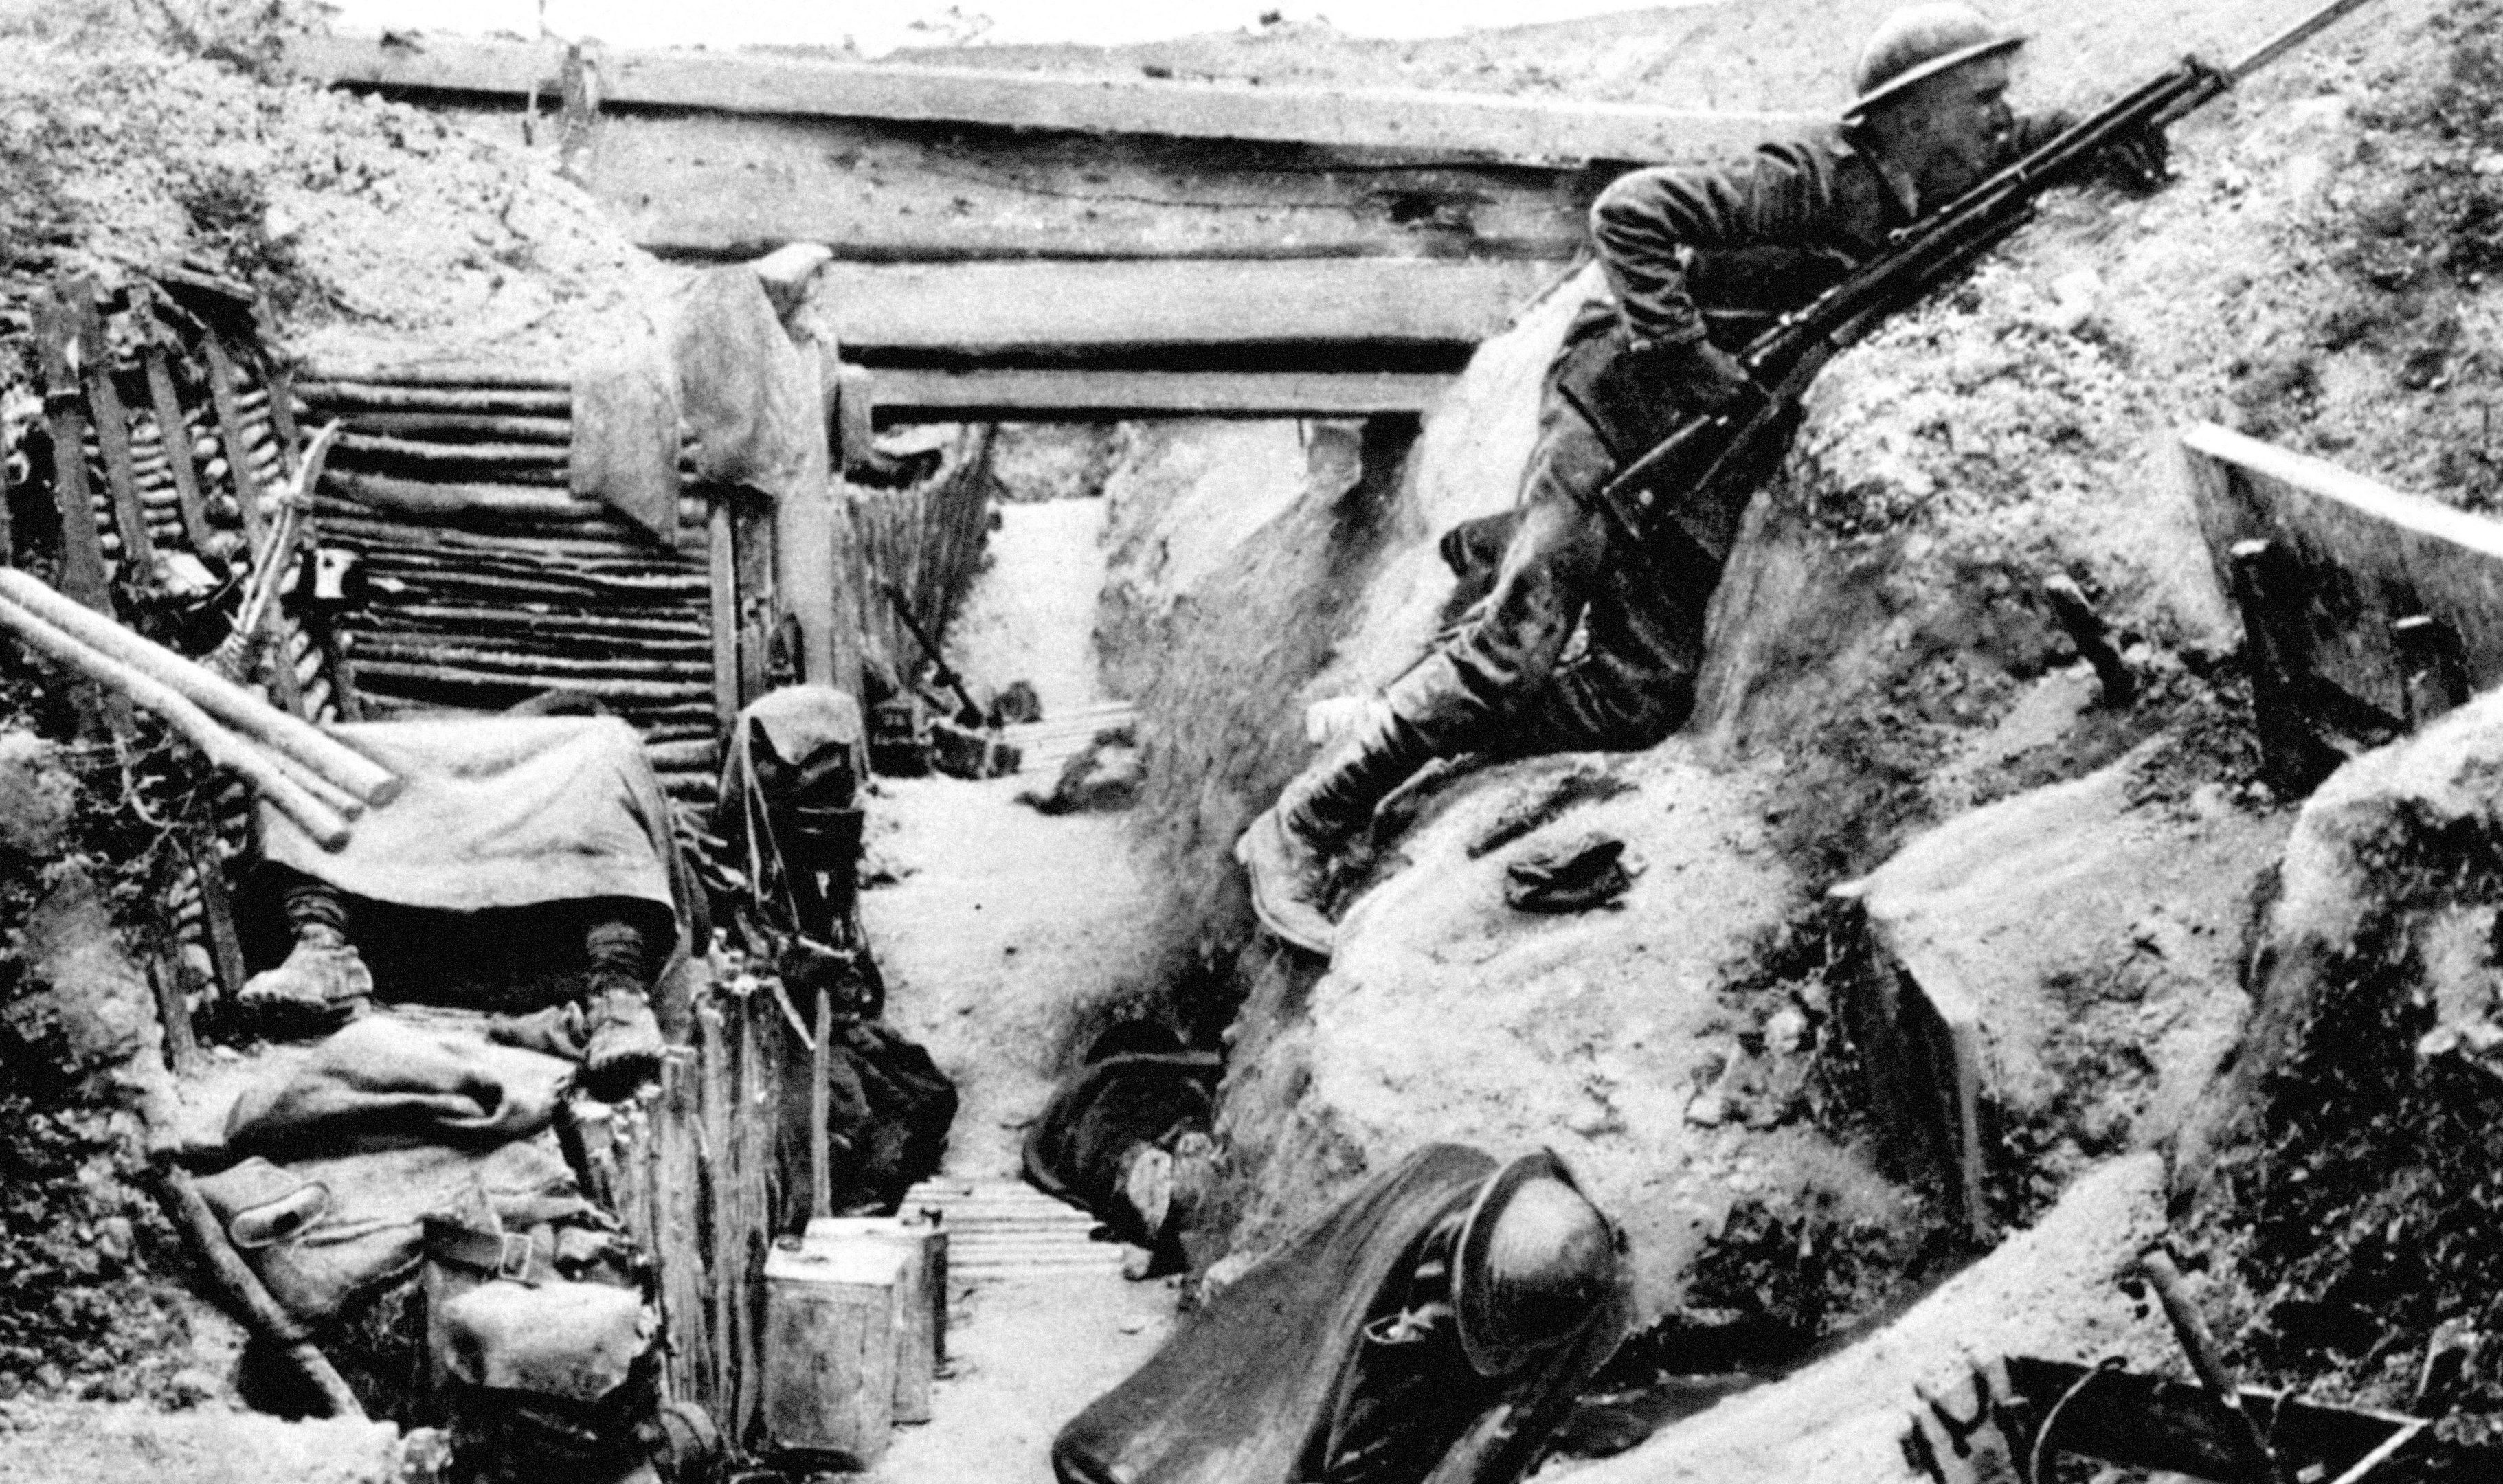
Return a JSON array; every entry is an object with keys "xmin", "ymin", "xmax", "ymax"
[{"xmin": 1238, "ymin": 0, "xmax": 2370, "ymax": 954}]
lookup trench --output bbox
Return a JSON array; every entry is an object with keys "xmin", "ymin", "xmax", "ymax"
[{"xmin": 835, "ymin": 410, "xmax": 1920, "ymax": 1481}]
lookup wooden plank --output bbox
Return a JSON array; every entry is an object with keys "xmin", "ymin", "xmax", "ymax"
[
  {"xmin": 2182, "ymin": 422, "xmax": 2503, "ymax": 723},
  {"xmin": 71, "ymin": 291, "xmax": 157, "ymax": 576},
  {"xmin": 29, "ymin": 291, "xmax": 113, "ymax": 609},
  {"xmin": 575, "ymin": 109, "xmax": 1608, "ymax": 263},
  {"xmin": 822, "ymin": 258, "xmax": 1556, "ymax": 352},
  {"xmin": 139, "ymin": 333, "xmax": 217, "ymax": 550},
  {"xmin": 868, "ymin": 366, "xmax": 1455, "ymax": 420},
  {"xmin": 285, "ymin": 31, "xmax": 1811, "ymax": 164}
]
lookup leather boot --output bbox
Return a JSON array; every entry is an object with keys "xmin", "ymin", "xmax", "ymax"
[
  {"xmin": 236, "ymin": 922, "xmax": 372, "ymax": 1026},
  {"xmin": 581, "ymin": 978, "xmax": 664, "ymax": 1100},
  {"xmin": 1234, "ymin": 702, "xmax": 1437, "ymax": 954}
]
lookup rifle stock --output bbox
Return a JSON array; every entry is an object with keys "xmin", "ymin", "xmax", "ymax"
[{"xmin": 1591, "ymin": 0, "xmax": 2377, "ymax": 559}]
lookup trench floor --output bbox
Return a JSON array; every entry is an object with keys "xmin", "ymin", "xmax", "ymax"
[{"xmin": 858, "ymin": 770, "xmax": 1182, "ymax": 1483}]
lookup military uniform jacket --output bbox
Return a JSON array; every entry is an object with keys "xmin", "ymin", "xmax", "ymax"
[{"xmin": 1551, "ymin": 127, "xmax": 1918, "ymax": 463}]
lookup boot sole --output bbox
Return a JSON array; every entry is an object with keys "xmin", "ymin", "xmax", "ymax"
[{"xmin": 1235, "ymin": 811, "xmax": 1337, "ymax": 957}]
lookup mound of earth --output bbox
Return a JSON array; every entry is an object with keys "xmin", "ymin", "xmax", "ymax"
[
  {"xmin": 1095, "ymin": 0, "xmax": 2502, "ymax": 1418},
  {"xmin": 2175, "ymin": 688, "xmax": 2503, "ymax": 1445},
  {"xmin": 0, "ymin": 4, "xmax": 662, "ymax": 381}
]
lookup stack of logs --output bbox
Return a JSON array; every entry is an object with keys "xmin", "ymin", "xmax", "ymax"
[{"xmin": 297, "ymin": 367, "xmax": 726, "ymax": 800}]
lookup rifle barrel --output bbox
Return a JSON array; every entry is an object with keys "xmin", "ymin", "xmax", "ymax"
[{"xmin": 2228, "ymin": 0, "xmax": 2379, "ymax": 82}]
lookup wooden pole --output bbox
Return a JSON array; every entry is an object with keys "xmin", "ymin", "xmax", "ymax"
[
  {"xmin": 0, "ymin": 569, "xmax": 399, "ymax": 807},
  {"xmin": 2140, "ymin": 1246, "xmax": 2286, "ymax": 1484},
  {"xmin": 186, "ymin": 825, "xmax": 248, "ymax": 1007},
  {"xmin": 155, "ymin": 1165, "xmax": 366, "ymax": 1420},
  {"xmin": 138, "ymin": 322, "xmax": 218, "ymax": 550},
  {"xmin": 0, "ymin": 596, "xmax": 353, "ymax": 848},
  {"xmin": 70, "ymin": 289, "xmax": 157, "ymax": 577},
  {"xmin": 811, "ymin": 987, "xmax": 833, "ymax": 1222}
]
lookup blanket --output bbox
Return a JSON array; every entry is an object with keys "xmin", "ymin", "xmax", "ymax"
[
  {"xmin": 261, "ymin": 716, "xmax": 689, "ymax": 945},
  {"xmin": 1053, "ymin": 1145, "xmax": 1493, "ymax": 1484},
  {"xmin": 225, "ymin": 1015, "xmax": 576, "ymax": 1160},
  {"xmin": 1022, "ymin": 1046, "xmax": 1219, "ymax": 1249}
]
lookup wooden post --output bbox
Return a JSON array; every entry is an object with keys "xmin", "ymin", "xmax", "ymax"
[
  {"xmin": 69, "ymin": 286, "xmax": 156, "ymax": 578},
  {"xmin": 202, "ymin": 325, "xmax": 306, "ymax": 717},
  {"xmin": 186, "ymin": 827, "xmax": 248, "ymax": 1009},
  {"xmin": 155, "ymin": 1165, "xmax": 366, "ymax": 1420},
  {"xmin": 145, "ymin": 955, "xmax": 200, "ymax": 1075},
  {"xmin": 138, "ymin": 297, "xmax": 217, "ymax": 551},
  {"xmin": 30, "ymin": 289, "xmax": 114, "ymax": 609},
  {"xmin": 708, "ymin": 496, "xmax": 739, "ymax": 730},
  {"xmin": 697, "ymin": 996, "xmax": 736, "ymax": 1419},
  {"xmin": 811, "ymin": 989, "xmax": 833, "ymax": 1223}
]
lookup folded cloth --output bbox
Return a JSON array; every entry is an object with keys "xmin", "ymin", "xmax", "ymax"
[
  {"xmin": 226, "ymin": 1015, "xmax": 577, "ymax": 1160},
  {"xmin": 669, "ymin": 266, "xmax": 824, "ymax": 505},
  {"xmin": 1504, "ymin": 831, "xmax": 1632, "ymax": 914},
  {"xmin": 260, "ymin": 715, "xmax": 694, "ymax": 954},
  {"xmin": 569, "ymin": 319, "xmax": 682, "ymax": 541}
]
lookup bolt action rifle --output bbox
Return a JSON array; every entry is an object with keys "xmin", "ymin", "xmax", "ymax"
[{"xmin": 1590, "ymin": 0, "xmax": 2381, "ymax": 570}]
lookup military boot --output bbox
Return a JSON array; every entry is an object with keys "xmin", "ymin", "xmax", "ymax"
[
  {"xmin": 1235, "ymin": 702, "xmax": 1437, "ymax": 954},
  {"xmin": 581, "ymin": 978, "xmax": 664, "ymax": 1101},
  {"xmin": 236, "ymin": 921, "xmax": 373, "ymax": 1026}
]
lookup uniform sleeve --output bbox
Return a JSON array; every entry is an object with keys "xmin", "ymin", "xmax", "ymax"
[{"xmin": 1588, "ymin": 143, "xmax": 1834, "ymax": 350}]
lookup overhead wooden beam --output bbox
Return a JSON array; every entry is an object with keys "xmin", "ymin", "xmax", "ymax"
[
  {"xmin": 284, "ymin": 31, "xmax": 1814, "ymax": 164},
  {"xmin": 576, "ymin": 111, "xmax": 1608, "ymax": 263},
  {"xmin": 818, "ymin": 258, "xmax": 1560, "ymax": 353},
  {"xmin": 865, "ymin": 368, "xmax": 1453, "ymax": 421}
]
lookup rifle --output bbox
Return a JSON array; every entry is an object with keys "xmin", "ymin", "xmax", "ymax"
[
  {"xmin": 877, "ymin": 576, "xmax": 987, "ymax": 728},
  {"xmin": 1593, "ymin": 0, "xmax": 2381, "ymax": 567}
]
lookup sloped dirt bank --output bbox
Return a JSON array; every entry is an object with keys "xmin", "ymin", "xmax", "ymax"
[
  {"xmin": 1566, "ymin": 1154, "xmax": 2177, "ymax": 1484},
  {"xmin": 2171, "ymin": 689, "xmax": 2503, "ymax": 1446},
  {"xmin": 1094, "ymin": 0, "xmax": 2503, "ymax": 1443}
]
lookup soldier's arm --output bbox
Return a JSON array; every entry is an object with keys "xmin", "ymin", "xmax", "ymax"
[{"xmin": 1586, "ymin": 144, "xmax": 1830, "ymax": 352}]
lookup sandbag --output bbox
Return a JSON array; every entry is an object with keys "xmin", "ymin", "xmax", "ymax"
[{"xmin": 201, "ymin": 1138, "xmax": 586, "ymax": 1326}]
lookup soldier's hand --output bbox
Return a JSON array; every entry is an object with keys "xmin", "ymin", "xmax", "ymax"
[
  {"xmin": 2095, "ymin": 123, "xmax": 2171, "ymax": 195},
  {"xmin": 1652, "ymin": 338, "xmax": 1753, "ymax": 413}
]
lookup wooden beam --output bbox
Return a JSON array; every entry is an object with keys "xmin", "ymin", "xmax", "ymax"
[
  {"xmin": 573, "ymin": 109, "xmax": 1610, "ymax": 263},
  {"xmin": 2182, "ymin": 421, "xmax": 2503, "ymax": 728},
  {"xmin": 285, "ymin": 31, "xmax": 1812, "ymax": 164},
  {"xmin": 819, "ymin": 258, "xmax": 1560, "ymax": 352},
  {"xmin": 866, "ymin": 367, "xmax": 1454, "ymax": 420}
]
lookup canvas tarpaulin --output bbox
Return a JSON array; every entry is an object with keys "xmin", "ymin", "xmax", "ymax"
[
  {"xmin": 260, "ymin": 715, "xmax": 692, "ymax": 949},
  {"xmin": 1054, "ymin": 1144, "xmax": 1493, "ymax": 1484},
  {"xmin": 568, "ymin": 265, "xmax": 827, "ymax": 539}
]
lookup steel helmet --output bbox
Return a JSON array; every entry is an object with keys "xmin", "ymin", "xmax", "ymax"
[
  {"xmin": 1842, "ymin": 3, "xmax": 2025, "ymax": 124},
  {"xmin": 1451, "ymin": 1150, "xmax": 1621, "ymax": 1378}
]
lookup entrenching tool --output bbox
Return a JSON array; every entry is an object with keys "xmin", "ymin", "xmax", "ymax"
[{"xmin": 1586, "ymin": 0, "xmax": 2388, "ymax": 576}]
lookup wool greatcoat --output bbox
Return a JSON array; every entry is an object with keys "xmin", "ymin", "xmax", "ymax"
[{"xmin": 1384, "ymin": 124, "xmax": 2041, "ymax": 758}]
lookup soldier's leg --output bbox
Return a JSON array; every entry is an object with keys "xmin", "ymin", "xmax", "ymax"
[
  {"xmin": 237, "ymin": 870, "xmax": 374, "ymax": 1023},
  {"xmin": 1488, "ymin": 530, "xmax": 1722, "ymax": 759},
  {"xmin": 580, "ymin": 907, "xmax": 664, "ymax": 1099},
  {"xmin": 1237, "ymin": 409, "xmax": 1615, "ymax": 952}
]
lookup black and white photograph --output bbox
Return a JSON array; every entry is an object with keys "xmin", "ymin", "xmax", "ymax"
[{"xmin": 0, "ymin": 0, "xmax": 2495, "ymax": 1480}]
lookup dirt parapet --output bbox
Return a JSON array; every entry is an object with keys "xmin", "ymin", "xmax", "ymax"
[{"xmin": 2177, "ymin": 688, "xmax": 2503, "ymax": 1439}]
